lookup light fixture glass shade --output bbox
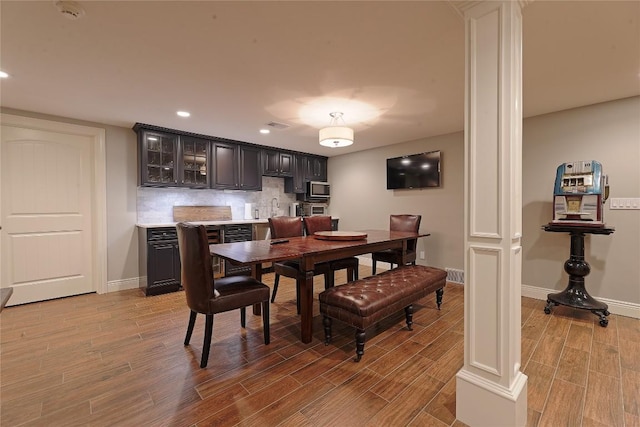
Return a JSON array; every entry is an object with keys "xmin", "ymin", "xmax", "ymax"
[{"xmin": 319, "ymin": 125, "xmax": 354, "ymax": 148}]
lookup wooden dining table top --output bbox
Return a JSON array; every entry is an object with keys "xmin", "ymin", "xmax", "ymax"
[{"xmin": 209, "ymin": 229, "xmax": 428, "ymax": 265}]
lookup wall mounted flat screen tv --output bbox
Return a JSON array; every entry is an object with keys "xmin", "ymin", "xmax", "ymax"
[{"xmin": 386, "ymin": 150, "xmax": 441, "ymax": 189}]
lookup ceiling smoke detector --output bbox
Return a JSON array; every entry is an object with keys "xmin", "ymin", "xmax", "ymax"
[{"xmin": 55, "ymin": 1, "xmax": 85, "ymax": 20}]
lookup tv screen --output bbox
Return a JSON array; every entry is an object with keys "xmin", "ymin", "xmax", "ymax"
[{"xmin": 386, "ymin": 150, "xmax": 441, "ymax": 190}]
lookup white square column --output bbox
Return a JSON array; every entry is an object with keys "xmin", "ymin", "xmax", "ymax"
[{"xmin": 454, "ymin": 1, "xmax": 528, "ymax": 426}]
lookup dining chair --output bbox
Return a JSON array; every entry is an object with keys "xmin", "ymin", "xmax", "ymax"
[
  {"xmin": 176, "ymin": 222, "xmax": 270, "ymax": 368},
  {"xmin": 303, "ymin": 215, "xmax": 359, "ymax": 283},
  {"xmin": 268, "ymin": 216, "xmax": 332, "ymax": 313},
  {"xmin": 371, "ymin": 214, "xmax": 422, "ymax": 275}
]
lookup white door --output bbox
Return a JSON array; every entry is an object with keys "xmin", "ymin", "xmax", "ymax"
[{"xmin": 1, "ymin": 116, "xmax": 106, "ymax": 305}]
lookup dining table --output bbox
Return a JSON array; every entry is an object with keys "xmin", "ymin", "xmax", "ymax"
[{"xmin": 210, "ymin": 229, "xmax": 428, "ymax": 343}]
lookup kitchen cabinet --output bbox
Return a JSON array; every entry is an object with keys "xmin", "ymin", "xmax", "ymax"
[
  {"xmin": 238, "ymin": 145, "xmax": 262, "ymax": 190},
  {"xmin": 180, "ymin": 136, "xmax": 210, "ymax": 188},
  {"xmin": 263, "ymin": 149, "xmax": 293, "ymax": 177},
  {"xmin": 304, "ymin": 155, "xmax": 328, "ymax": 182},
  {"xmin": 139, "ymin": 227, "xmax": 181, "ymax": 296},
  {"xmin": 134, "ymin": 123, "xmax": 325, "ymax": 190},
  {"xmin": 284, "ymin": 154, "xmax": 306, "ymax": 194},
  {"xmin": 136, "ymin": 125, "xmax": 209, "ymax": 188},
  {"xmin": 138, "ymin": 129, "xmax": 179, "ymax": 186},
  {"xmin": 139, "ymin": 225, "xmax": 223, "ymax": 296},
  {"xmin": 212, "ymin": 142, "xmax": 262, "ymax": 190}
]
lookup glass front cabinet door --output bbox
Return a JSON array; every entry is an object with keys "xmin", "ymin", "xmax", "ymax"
[
  {"xmin": 140, "ymin": 130, "xmax": 178, "ymax": 186},
  {"xmin": 180, "ymin": 136, "xmax": 210, "ymax": 188},
  {"xmin": 138, "ymin": 127, "xmax": 211, "ymax": 188}
]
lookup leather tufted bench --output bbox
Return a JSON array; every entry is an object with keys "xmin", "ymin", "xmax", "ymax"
[{"xmin": 319, "ymin": 265, "xmax": 447, "ymax": 362}]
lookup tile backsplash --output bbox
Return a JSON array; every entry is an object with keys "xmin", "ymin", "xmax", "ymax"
[{"xmin": 137, "ymin": 176, "xmax": 298, "ymax": 223}]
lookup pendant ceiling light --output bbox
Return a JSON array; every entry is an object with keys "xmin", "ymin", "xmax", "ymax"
[{"xmin": 319, "ymin": 112, "xmax": 354, "ymax": 148}]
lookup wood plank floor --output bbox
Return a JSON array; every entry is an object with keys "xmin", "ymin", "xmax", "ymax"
[{"xmin": 1, "ymin": 266, "xmax": 638, "ymax": 426}]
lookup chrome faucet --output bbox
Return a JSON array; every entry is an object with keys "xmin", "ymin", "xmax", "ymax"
[{"xmin": 271, "ymin": 198, "xmax": 279, "ymax": 217}]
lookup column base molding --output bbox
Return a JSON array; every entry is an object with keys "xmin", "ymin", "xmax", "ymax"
[{"xmin": 456, "ymin": 369, "xmax": 528, "ymax": 427}]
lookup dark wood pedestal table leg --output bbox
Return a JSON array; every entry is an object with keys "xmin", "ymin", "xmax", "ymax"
[{"xmin": 544, "ymin": 229, "xmax": 610, "ymax": 327}]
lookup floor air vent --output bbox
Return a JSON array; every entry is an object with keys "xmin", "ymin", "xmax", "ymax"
[{"xmin": 445, "ymin": 268, "xmax": 465, "ymax": 284}]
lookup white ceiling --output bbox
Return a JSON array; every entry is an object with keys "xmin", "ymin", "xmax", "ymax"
[{"xmin": 1, "ymin": 1, "xmax": 638, "ymax": 157}]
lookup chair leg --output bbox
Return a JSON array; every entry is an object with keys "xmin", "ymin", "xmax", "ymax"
[
  {"xmin": 262, "ymin": 301, "xmax": 270, "ymax": 345},
  {"xmin": 184, "ymin": 310, "xmax": 197, "ymax": 345},
  {"xmin": 346, "ymin": 266, "xmax": 358, "ymax": 282},
  {"xmin": 271, "ymin": 274, "xmax": 281, "ymax": 303},
  {"xmin": 296, "ymin": 280, "xmax": 301, "ymax": 315},
  {"xmin": 372, "ymin": 259, "xmax": 377, "ymax": 275},
  {"xmin": 201, "ymin": 314, "xmax": 214, "ymax": 368},
  {"xmin": 240, "ymin": 307, "xmax": 246, "ymax": 328},
  {"xmin": 324, "ymin": 272, "xmax": 335, "ymax": 290}
]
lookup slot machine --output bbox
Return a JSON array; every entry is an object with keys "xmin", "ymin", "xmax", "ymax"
[{"xmin": 552, "ymin": 160, "xmax": 609, "ymax": 226}]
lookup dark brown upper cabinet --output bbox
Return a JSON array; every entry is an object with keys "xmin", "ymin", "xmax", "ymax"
[
  {"xmin": 304, "ymin": 155, "xmax": 328, "ymax": 182},
  {"xmin": 263, "ymin": 149, "xmax": 293, "ymax": 177},
  {"xmin": 212, "ymin": 141, "xmax": 262, "ymax": 191},
  {"xmin": 134, "ymin": 123, "xmax": 325, "ymax": 191}
]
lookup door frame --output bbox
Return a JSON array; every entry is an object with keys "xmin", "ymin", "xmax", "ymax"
[{"xmin": 0, "ymin": 113, "xmax": 107, "ymax": 295}]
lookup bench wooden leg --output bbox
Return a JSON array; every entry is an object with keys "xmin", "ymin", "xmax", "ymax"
[
  {"xmin": 323, "ymin": 315, "xmax": 332, "ymax": 345},
  {"xmin": 404, "ymin": 305, "xmax": 413, "ymax": 331},
  {"xmin": 436, "ymin": 288, "xmax": 444, "ymax": 310},
  {"xmin": 355, "ymin": 329, "xmax": 365, "ymax": 362}
]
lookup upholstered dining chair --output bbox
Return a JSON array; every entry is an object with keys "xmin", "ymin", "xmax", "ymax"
[
  {"xmin": 268, "ymin": 216, "xmax": 332, "ymax": 313},
  {"xmin": 303, "ymin": 215, "xmax": 359, "ymax": 283},
  {"xmin": 371, "ymin": 214, "xmax": 422, "ymax": 275},
  {"xmin": 176, "ymin": 222, "xmax": 270, "ymax": 368}
]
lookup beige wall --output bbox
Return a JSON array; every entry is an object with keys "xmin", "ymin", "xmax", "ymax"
[
  {"xmin": 0, "ymin": 108, "xmax": 139, "ymax": 284},
  {"xmin": 522, "ymin": 96, "xmax": 640, "ymax": 304},
  {"xmin": 328, "ymin": 132, "xmax": 465, "ymax": 271},
  {"xmin": 329, "ymin": 96, "xmax": 640, "ymax": 305}
]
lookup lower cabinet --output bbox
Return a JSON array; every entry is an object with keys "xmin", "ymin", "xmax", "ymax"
[{"xmin": 139, "ymin": 227, "xmax": 181, "ymax": 296}]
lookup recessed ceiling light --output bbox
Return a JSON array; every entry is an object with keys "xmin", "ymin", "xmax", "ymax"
[
  {"xmin": 0, "ymin": 71, "xmax": 9, "ymax": 78},
  {"xmin": 177, "ymin": 111, "xmax": 190, "ymax": 118},
  {"xmin": 259, "ymin": 129, "xmax": 270, "ymax": 134}
]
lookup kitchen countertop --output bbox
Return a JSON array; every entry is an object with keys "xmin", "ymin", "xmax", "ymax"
[{"xmin": 136, "ymin": 219, "xmax": 270, "ymax": 228}]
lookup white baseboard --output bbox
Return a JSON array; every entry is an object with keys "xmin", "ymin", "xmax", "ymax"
[
  {"xmin": 106, "ymin": 277, "xmax": 141, "ymax": 293},
  {"xmin": 522, "ymin": 283, "xmax": 640, "ymax": 319}
]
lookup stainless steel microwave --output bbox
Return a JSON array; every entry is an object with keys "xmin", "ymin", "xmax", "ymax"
[
  {"xmin": 307, "ymin": 181, "xmax": 330, "ymax": 199},
  {"xmin": 303, "ymin": 203, "xmax": 328, "ymax": 216}
]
